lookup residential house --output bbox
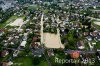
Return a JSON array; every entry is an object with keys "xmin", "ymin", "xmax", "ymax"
[
  {"xmin": 77, "ymin": 40, "xmax": 85, "ymax": 49},
  {"xmin": 20, "ymin": 41, "xmax": 27, "ymax": 48},
  {"xmin": 2, "ymin": 62, "xmax": 8, "ymax": 66},
  {"xmin": 90, "ymin": 32, "xmax": 98, "ymax": 37},
  {"xmin": 1, "ymin": 50, "xmax": 9, "ymax": 57},
  {"xmin": 47, "ymin": 49, "xmax": 54, "ymax": 57},
  {"xmin": 83, "ymin": 32, "xmax": 89, "ymax": 36},
  {"xmin": 86, "ymin": 36, "xmax": 93, "ymax": 41},
  {"xmin": 0, "ymin": 29, "xmax": 4, "ymax": 36}
]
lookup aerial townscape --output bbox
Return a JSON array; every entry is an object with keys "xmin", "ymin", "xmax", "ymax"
[{"xmin": 0, "ymin": 0, "xmax": 100, "ymax": 66}]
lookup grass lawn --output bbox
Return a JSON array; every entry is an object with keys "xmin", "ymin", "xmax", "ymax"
[
  {"xmin": 95, "ymin": 41, "xmax": 100, "ymax": 49},
  {"xmin": 13, "ymin": 56, "xmax": 33, "ymax": 66},
  {"xmin": 0, "ymin": 15, "xmax": 18, "ymax": 28},
  {"xmin": 35, "ymin": 61, "xmax": 49, "ymax": 66},
  {"xmin": 0, "ymin": 15, "xmax": 25, "ymax": 28},
  {"xmin": 84, "ymin": 42, "xmax": 89, "ymax": 50},
  {"xmin": 13, "ymin": 56, "xmax": 49, "ymax": 66},
  {"xmin": 28, "ymin": 5, "xmax": 40, "ymax": 11},
  {"xmin": 2, "ymin": 54, "xmax": 11, "ymax": 61},
  {"xmin": 92, "ymin": 22, "xmax": 100, "ymax": 30}
]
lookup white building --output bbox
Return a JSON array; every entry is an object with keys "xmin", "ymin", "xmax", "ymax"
[{"xmin": 20, "ymin": 41, "xmax": 27, "ymax": 47}]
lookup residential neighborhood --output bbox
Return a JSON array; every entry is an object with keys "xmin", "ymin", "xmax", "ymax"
[{"xmin": 0, "ymin": 0, "xmax": 100, "ymax": 66}]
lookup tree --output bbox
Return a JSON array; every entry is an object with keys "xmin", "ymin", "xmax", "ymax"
[
  {"xmin": 0, "ymin": 7, "xmax": 2, "ymax": 12},
  {"xmin": 33, "ymin": 57, "xmax": 41, "ymax": 65}
]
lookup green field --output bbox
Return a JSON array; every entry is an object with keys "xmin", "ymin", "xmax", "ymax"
[
  {"xmin": 0, "ymin": 15, "xmax": 25, "ymax": 28},
  {"xmin": 13, "ymin": 56, "xmax": 33, "ymax": 66},
  {"xmin": 35, "ymin": 61, "xmax": 49, "ymax": 66},
  {"xmin": 13, "ymin": 56, "xmax": 49, "ymax": 66},
  {"xmin": 0, "ymin": 16, "xmax": 18, "ymax": 28}
]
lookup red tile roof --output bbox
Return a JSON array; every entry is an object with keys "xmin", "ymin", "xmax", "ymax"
[
  {"xmin": 2, "ymin": 62, "xmax": 7, "ymax": 66},
  {"xmin": 70, "ymin": 51, "xmax": 80, "ymax": 59}
]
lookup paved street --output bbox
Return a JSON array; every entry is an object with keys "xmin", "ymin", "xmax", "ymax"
[{"xmin": 40, "ymin": 14, "xmax": 44, "ymax": 44}]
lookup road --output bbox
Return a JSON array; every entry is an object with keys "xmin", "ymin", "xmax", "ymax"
[
  {"xmin": 88, "ymin": 16, "xmax": 100, "ymax": 21},
  {"xmin": 40, "ymin": 14, "xmax": 52, "ymax": 66},
  {"xmin": 56, "ymin": 17, "xmax": 64, "ymax": 48},
  {"xmin": 40, "ymin": 14, "xmax": 44, "ymax": 44},
  {"xmin": 64, "ymin": 50, "xmax": 96, "ymax": 54}
]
